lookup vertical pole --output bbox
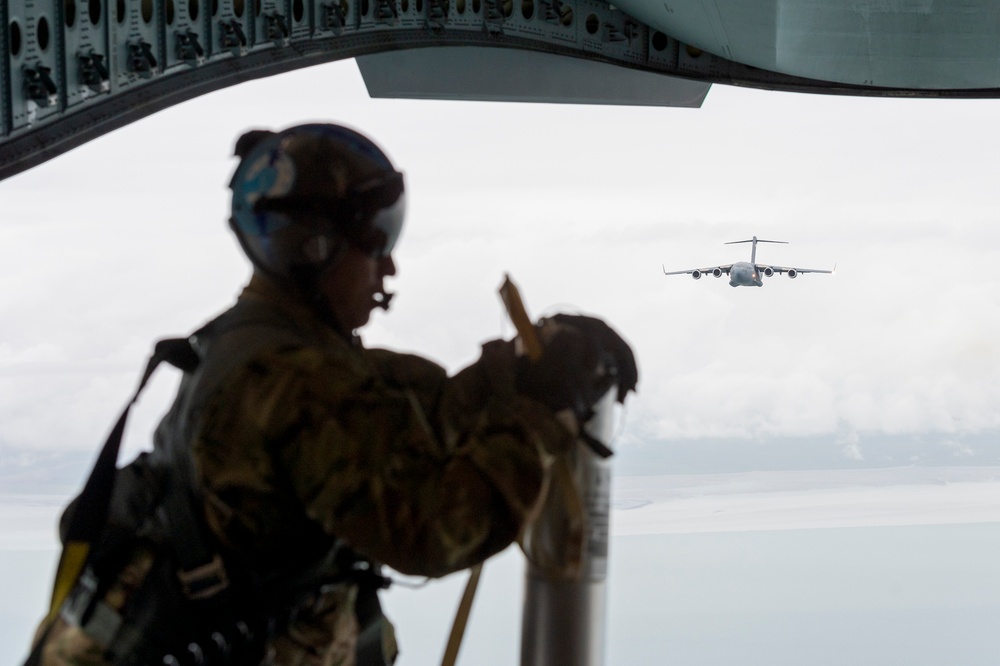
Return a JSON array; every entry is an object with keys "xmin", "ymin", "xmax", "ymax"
[{"xmin": 520, "ymin": 390, "xmax": 615, "ymax": 666}]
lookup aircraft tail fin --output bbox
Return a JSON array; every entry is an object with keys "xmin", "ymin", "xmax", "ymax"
[{"xmin": 724, "ymin": 236, "xmax": 788, "ymax": 264}]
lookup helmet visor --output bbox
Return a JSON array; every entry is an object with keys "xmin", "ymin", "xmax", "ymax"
[
  {"xmin": 367, "ymin": 191, "xmax": 406, "ymax": 258},
  {"xmin": 347, "ymin": 171, "xmax": 405, "ymax": 258},
  {"xmin": 245, "ymin": 170, "xmax": 405, "ymax": 259}
]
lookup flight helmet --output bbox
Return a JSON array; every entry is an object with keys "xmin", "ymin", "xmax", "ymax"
[{"xmin": 228, "ymin": 123, "xmax": 405, "ymax": 286}]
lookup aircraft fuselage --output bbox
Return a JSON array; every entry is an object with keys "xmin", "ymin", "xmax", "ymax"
[{"xmin": 729, "ymin": 262, "xmax": 762, "ymax": 287}]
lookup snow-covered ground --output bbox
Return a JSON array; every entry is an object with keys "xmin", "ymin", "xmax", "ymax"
[
  {"xmin": 612, "ymin": 466, "xmax": 1000, "ymax": 534},
  {"xmin": 4, "ymin": 466, "xmax": 1000, "ymax": 666},
  {"xmin": 0, "ymin": 494, "xmax": 66, "ymax": 550},
  {"xmin": 4, "ymin": 466, "xmax": 999, "ymax": 550}
]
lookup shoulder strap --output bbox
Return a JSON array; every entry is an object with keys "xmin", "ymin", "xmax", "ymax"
[{"xmin": 27, "ymin": 337, "xmax": 199, "ymax": 665}]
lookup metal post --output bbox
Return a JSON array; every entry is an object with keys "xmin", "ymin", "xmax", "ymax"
[{"xmin": 520, "ymin": 390, "xmax": 615, "ymax": 666}]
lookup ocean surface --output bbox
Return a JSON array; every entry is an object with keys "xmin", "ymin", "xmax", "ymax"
[{"xmin": 3, "ymin": 468, "xmax": 999, "ymax": 665}]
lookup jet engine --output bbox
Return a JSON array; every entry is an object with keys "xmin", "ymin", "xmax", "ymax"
[
  {"xmin": 761, "ymin": 267, "xmax": 774, "ymax": 277},
  {"xmin": 691, "ymin": 270, "xmax": 702, "ymax": 280},
  {"xmin": 712, "ymin": 268, "xmax": 724, "ymax": 278},
  {"xmin": 787, "ymin": 268, "xmax": 798, "ymax": 279}
]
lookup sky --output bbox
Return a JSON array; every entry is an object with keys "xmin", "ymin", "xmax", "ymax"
[
  {"xmin": 3, "ymin": 57, "xmax": 1000, "ymax": 483},
  {"xmin": 2, "ymin": 56, "xmax": 1000, "ymax": 665}
]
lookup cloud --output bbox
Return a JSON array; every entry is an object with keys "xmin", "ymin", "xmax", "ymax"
[
  {"xmin": 943, "ymin": 438, "xmax": 975, "ymax": 458},
  {"xmin": 838, "ymin": 432, "xmax": 864, "ymax": 461},
  {"xmin": 5, "ymin": 61, "xmax": 1000, "ymax": 467}
]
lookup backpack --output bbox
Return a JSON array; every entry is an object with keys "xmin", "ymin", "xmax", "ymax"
[
  {"xmin": 26, "ymin": 337, "xmax": 395, "ymax": 665},
  {"xmin": 24, "ymin": 338, "xmax": 274, "ymax": 665}
]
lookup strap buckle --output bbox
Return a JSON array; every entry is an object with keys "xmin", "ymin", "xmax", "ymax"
[{"xmin": 178, "ymin": 554, "xmax": 230, "ymax": 600}]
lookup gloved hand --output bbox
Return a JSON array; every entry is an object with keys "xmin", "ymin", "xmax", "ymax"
[{"xmin": 516, "ymin": 313, "xmax": 638, "ymax": 420}]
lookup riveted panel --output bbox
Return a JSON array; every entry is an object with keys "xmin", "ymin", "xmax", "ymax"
[
  {"xmin": 352, "ymin": 0, "xmax": 401, "ymax": 33},
  {"xmin": 163, "ymin": 0, "xmax": 208, "ymax": 71},
  {"xmin": 249, "ymin": 0, "xmax": 292, "ymax": 49},
  {"xmin": 394, "ymin": 0, "xmax": 425, "ymax": 30},
  {"xmin": 506, "ymin": 0, "xmax": 579, "ymax": 46},
  {"xmin": 480, "ymin": 0, "xmax": 510, "ymax": 36},
  {"xmin": 108, "ymin": 0, "xmax": 165, "ymax": 92},
  {"xmin": 1, "ymin": 0, "xmax": 10, "ymax": 135},
  {"xmin": 578, "ymin": 0, "xmax": 645, "ymax": 63},
  {"xmin": 208, "ymin": 0, "xmax": 250, "ymax": 59},
  {"xmin": 63, "ymin": 0, "xmax": 112, "ymax": 108},
  {"xmin": 420, "ymin": 0, "xmax": 448, "ymax": 33},
  {"xmin": 8, "ymin": 0, "xmax": 64, "ymax": 132},
  {"xmin": 437, "ymin": 0, "xmax": 483, "ymax": 31},
  {"xmin": 285, "ymin": 0, "xmax": 311, "ymax": 40},
  {"xmin": 646, "ymin": 29, "xmax": 677, "ymax": 71},
  {"xmin": 310, "ymin": 0, "xmax": 349, "ymax": 37}
]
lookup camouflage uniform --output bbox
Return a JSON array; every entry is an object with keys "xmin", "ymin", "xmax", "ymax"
[{"xmin": 35, "ymin": 272, "xmax": 578, "ymax": 665}]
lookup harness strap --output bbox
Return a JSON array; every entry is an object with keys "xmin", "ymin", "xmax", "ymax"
[
  {"xmin": 24, "ymin": 338, "xmax": 199, "ymax": 666},
  {"xmin": 440, "ymin": 563, "xmax": 483, "ymax": 666}
]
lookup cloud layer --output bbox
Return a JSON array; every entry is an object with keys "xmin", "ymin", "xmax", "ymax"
[{"xmin": 2, "ymin": 62, "xmax": 1000, "ymax": 470}]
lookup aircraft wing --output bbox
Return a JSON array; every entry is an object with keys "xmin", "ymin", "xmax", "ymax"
[
  {"xmin": 662, "ymin": 264, "xmax": 732, "ymax": 277},
  {"xmin": 760, "ymin": 264, "xmax": 836, "ymax": 276}
]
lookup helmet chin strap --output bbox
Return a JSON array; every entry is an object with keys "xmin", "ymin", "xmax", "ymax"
[{"xmin": 285, "ymin": 237, "xmax": 354, "ymax": 336}]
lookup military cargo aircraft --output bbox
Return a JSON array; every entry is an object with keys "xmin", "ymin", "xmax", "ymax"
[{"xmin": 663, "ymin": 236, "xmax": 835, "ymax": 287}]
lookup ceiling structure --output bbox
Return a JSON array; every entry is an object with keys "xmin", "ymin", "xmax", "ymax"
[{"xmin": 3, "ymin": 0, "xmax": 1000, "ymax": 180}]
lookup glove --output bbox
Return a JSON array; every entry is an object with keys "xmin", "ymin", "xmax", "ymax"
[
  {"xmin": 516, "ymin": 313, "xmax": 638, "ymax": 420},
  {"xmin": 548, "ymin": 313, "xmax": 638, "ymax": 402}
]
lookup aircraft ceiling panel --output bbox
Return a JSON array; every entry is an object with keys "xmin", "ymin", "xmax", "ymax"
[
  {"xmin": 357, "ymin": 47, "xmax": 711, "ymax": 107},
  {"xmin": 108, "ymin": 0, "xmax": 163, "ymax": 91},
  {"xmin": 6, "ymin": 0, "xmax": 1000, "ymax": 180},
  {"xmin": 612, "ymin": 0, "xmax": 1000, "ymax": 90},
  {"xmin": 59, "ymin": 0, "xmax": 110, "ymax": 109},
  {"xmin": 773, "ymin": 2, "xmax": 1000, "ymax": 89},
  {"xmin": 6, "ymin": 0, "xmax": 64, "ymax": 134}
]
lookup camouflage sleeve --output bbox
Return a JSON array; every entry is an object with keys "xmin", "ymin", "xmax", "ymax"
[{"xmin": 194, "ymin": 339, "xmax": 574, "ymax": 578}]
